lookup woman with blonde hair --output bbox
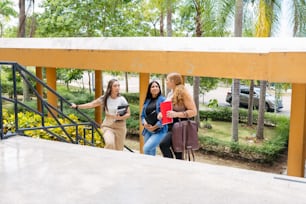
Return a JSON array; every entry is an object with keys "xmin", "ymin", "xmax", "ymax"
[{"xmin": 159, "ymin": 72, "xmax": 197, "ymax": 159}]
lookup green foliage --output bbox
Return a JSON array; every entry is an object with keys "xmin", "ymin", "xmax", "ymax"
[
  {"xmin": 200, "ymin": 107, "xmax": 232, "ymax": 122},
  {"xmin": 186, "ymin": 76, "xmax": 219, "ymax": 95},
  {"xmin": 2, "ymin": 109, "xmax": 104, "ymax": 148},
  {"xmin": 36, "ymin": 0, "xmax": 151, "ymax": 37},
  {"xmin": 207, "ymin": 99, "xmax": 219, "ymax": 108},
  {"xmin": 1, "ymin": 66, "xmax": 37, "ymax": 97},
  {"xmin": 1, "ymin": 81, "xmax": 23, "ymax": 97},
  {"xmin": 57, "ymin": 69, "xmax": 84, "ymax": 88},
  {"xmin": 126, "ymin": 104, "xmax": 141, "ymax": 135},
  {"xmin": 121, "ymin": 92, "xmax": 139, "ymax": 104},
  {"xmin": 0, "ymin": 0, "xmax": 17, "ymax": 37},
  {"xmin": 199, "ymin": 107, "xmax": 289, "ymax": 163}
]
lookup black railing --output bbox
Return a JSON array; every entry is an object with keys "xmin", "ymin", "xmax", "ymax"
[{"xmin": 0, "ymin": 62, "xmax": 133, "ymax": 152}]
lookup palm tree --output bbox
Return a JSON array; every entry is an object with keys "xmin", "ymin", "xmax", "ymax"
[
  {"xmin": 192, "ymin": 0, "xmax": 203, "ymax": 126},
  {"xmin": 178, "ymin": 0, "xmax": 219, "ymax": 125},
  {"xmin": 231, "ymin": 0, "xmax": 243, "ymax": 142},
  {"xmin": 166, "ymin": 0, "xmax": 172, "ymax": 37},
  {"xmin": 247, "ymin": 80, "xmax": 255, "ymax": 126},
  {"xmin": 18, "ymin": 0, "xmax": 30, "ymax": 102},
  {"xmin": 256, "ymin": 80, "xmax": 267, "ymax": 139},
  {"xmin": 255, "ymin": 0, "xmax": 275, "ymax": 140},
  {"xmin": 292, "ymin": 0, "xmax": 306, "ymax": 37}
]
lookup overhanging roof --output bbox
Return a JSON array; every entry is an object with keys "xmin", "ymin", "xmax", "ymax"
[
  {"xmin": 1, "ymin": 37, "xmax": 306, "ymax": 83},
  {"xmin": 1, "ymin": 37, "xmax": 306, "ymax": 52}
]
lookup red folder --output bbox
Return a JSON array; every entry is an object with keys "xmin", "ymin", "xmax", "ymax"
[{"xmin": 160, "ymin": 101, "xmax": 173, "ymax": 125}]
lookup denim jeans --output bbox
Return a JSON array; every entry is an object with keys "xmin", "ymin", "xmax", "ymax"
[{"xmin": 143, "ymin": 130, "xmax": 166, "ymax": 156}]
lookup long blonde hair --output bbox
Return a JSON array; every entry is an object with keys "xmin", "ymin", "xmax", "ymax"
[{"xmin": 168, "ymin": 72, "xmax": 185, "ymax": 106}]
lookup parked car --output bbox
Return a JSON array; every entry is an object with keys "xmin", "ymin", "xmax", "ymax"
[{"xmin": 225, "ymin": 85, "xmax": 283, "ymax": 112}]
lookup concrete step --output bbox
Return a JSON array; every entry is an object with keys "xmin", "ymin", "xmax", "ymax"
[{"xmin": 1, "ymin": 136, "xmax": 306, "ymax": 204}]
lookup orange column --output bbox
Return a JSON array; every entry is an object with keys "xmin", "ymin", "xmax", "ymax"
[
  {"xmin": 139, "ymin": 73, "xmax": 149, "ymax": 154},
  {"xmin": 95, "ymin": 70, "xmax": 103, "ymax": 124},
  {"xmin": 46, "ymin": 68, "xmax": 57, "ymax": 117},
  {"xmin": 287, "ymin": 83, "xmax": 306, "ymax": 177},
  {"xmin": 35, "ymin": 67, "xmax": 43, "ymax": 113}
]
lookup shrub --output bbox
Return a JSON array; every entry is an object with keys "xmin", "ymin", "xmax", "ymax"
[{"xmin": 199, "ymin": 107, "xmax": 289, "ymax": 163}]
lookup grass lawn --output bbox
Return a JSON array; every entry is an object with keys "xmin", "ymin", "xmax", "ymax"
[{"xmin": 199, "ymin": 120, "xmax": 277, "ymax": 146}]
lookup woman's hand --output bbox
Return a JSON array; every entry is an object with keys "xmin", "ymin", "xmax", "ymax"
[
  {"xmin": 70, "ymin": 103, "xmax": 77, "ymax": 109},
  {"xmin": 166, "ymin": 110, "xmax": 177, "ymax": 118},
  {"xmin": 144, "ymin": 124, "xmax": 158, "ymax": 132},
  {"xmin": 157, "ymin": 112, "xmax": 163, "ymax": 120}
]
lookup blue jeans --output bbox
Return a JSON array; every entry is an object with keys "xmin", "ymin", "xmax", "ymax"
[{"xmin": 143, "ymin": 131, "xmax": 166, "ymax": 156}]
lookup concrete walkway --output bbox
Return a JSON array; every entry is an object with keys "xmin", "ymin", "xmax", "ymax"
[{"xmin": 1, "ymin": 136, "xmax": 306, "ymax": 204}]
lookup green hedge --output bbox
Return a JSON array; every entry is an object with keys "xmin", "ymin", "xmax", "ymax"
[{"xmin": 199, "ymin": 107, "xmax": 289, "ymax": 163}]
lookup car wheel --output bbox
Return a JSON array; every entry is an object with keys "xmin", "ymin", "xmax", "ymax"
[
  {"xmin": 228, "ymin": 98, "xmax": 232, "ymax": 106},
  {"xmin": 265, "ymin": 103, "xmax": 270, "ymax": 112}
]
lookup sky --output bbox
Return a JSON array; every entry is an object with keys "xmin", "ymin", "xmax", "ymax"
[{"xmin": 278, "ymin": 0, "xmax": 294, "ymax": 37}]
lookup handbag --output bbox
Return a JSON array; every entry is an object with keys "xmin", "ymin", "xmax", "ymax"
[{"xmin": 172, "ymin": 119, "xmax": 199, "ymax": 161}]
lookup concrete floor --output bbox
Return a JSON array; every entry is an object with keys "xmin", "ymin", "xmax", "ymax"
[{"xmin": 1, "ymin": 136, "xmax": 306, "ymax": 204}]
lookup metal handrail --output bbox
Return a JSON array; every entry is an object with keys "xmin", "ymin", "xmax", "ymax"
[{"xmin": 0, "ymin": 62, "xmax": 133, "ymax": 152}]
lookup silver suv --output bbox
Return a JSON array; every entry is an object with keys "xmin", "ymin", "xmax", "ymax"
[{"xmin": 225, "ymin": 85, "xmax": 283, "ymax": 112}]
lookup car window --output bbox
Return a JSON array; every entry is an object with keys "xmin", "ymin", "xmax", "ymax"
[{"xmin": 241, "ymin": 89, "xmax": 249, "ymax": 94}]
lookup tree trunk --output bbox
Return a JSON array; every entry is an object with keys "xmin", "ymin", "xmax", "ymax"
[
  {"xmin": 29, "ymin": 0, "xmax": 36, "ymax": 37},
  {"xmin": 247, "ymin": 80, "xmax": 255, "ymax": 126},
  {"xmin": 256, "ymin": 80, "xmax": 267, "ymax": 140},
  {"xmin": 255, "ymin": 0, "xmax": 273, "ymax": 139},
  {"xmin": 161, "ymin": 74, "xmax": 166, "ymax": 96},
  {"xmin": 232, "ymin": 79, "xmax": 240, "ymax": 142},
  {"xmin": 87, "ymin": 71, "xmax": 92, "ymax": 95},
  {"xmin": 160, "ymin": 11, "xmax": 164, "ymax": 36},
  {"xmin": 0, "ymin": 24, "xmax": 3, "ymax": 37},
  {"xmin": 193, "ymin": 76, "xmax": 200, "ymax": 125},
  {"xmin": 166, "ymin": 0, "xmax": 172, "ymax": 37},
  {"xmin": 18, "ymin": 0, "xmax": 26, "ymax": 37},
  {"xmin": 193, "ymin": 0, "xmax": 202, "ymax": 126},
  {"xmin": 19, "ymin": 0, "xmax": 30, "ymax": 102},
  {"xmin": 125, "ymin": 72, "xmax": 128, "ymax": 93},
  {"xmin": 231, "ymin": 0, "xmax": 243, "ymax": 142}
]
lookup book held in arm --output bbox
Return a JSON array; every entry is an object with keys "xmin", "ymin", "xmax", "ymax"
[
  {"xmin": 117, "ymin": 105, "xmax": 129, "ymax": 116},
  {"xmin": 160, "ymin": 101, "xmax": 173, "ymax": 125}
]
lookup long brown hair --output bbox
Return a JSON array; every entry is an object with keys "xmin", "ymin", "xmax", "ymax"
[
  {"xmin": 167, "ymin": 72, "xmax": 185, "ymax": 106},
  {"xmin": 144, "ymin": 81, "xmax": 162, "ymax": 101},
  {"xmin": 102, "ymin": 79, "xmax": 119, "ymax": 111}
]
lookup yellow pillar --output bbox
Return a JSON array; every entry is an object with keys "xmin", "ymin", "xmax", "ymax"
[
  {"xmin": 95, "ymin": 70, "xmax": 103, "ymax": 124},
  {"xmin": 46, "ymin": 68, "xmax": 57, "ymax": 117},
  {"xmin": 35, "ymin": 67, "xmax": 43, "ymax": 113},
  {"xmin": 139, "ymin": 73, "xmax": 149, "ymax": 154},
  {"xmin": 287, "ymin": 83, "xmax": 306, "ymax": 177}
]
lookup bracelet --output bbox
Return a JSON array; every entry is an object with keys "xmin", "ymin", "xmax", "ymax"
[{"xmin": 76, "ymin": 105, "xmax": 78, "ymax": 110}]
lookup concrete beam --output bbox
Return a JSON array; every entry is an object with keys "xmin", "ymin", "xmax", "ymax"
[{"xmin": 1, "ymin": 37, "xmax": 306, "ymax": 83}]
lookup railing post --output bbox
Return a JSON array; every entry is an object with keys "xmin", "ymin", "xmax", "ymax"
[
  {"xmin": 287, "ymin": 83, "xmax": 306, "ymax": 177},
  {"xmin": 46, "ymin": 68, "xmax": 57, "ymax": 117},
  {"xmin": 36, "ymin": 67, "xmax": 44, "ymax": 113},
  {"xmin": 12, "ymin": 63, "xmax": 19, "ymax": 134},
  {"xmin": 139, "ymin": 73, "xmax": 149, "ymax": 154}
]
